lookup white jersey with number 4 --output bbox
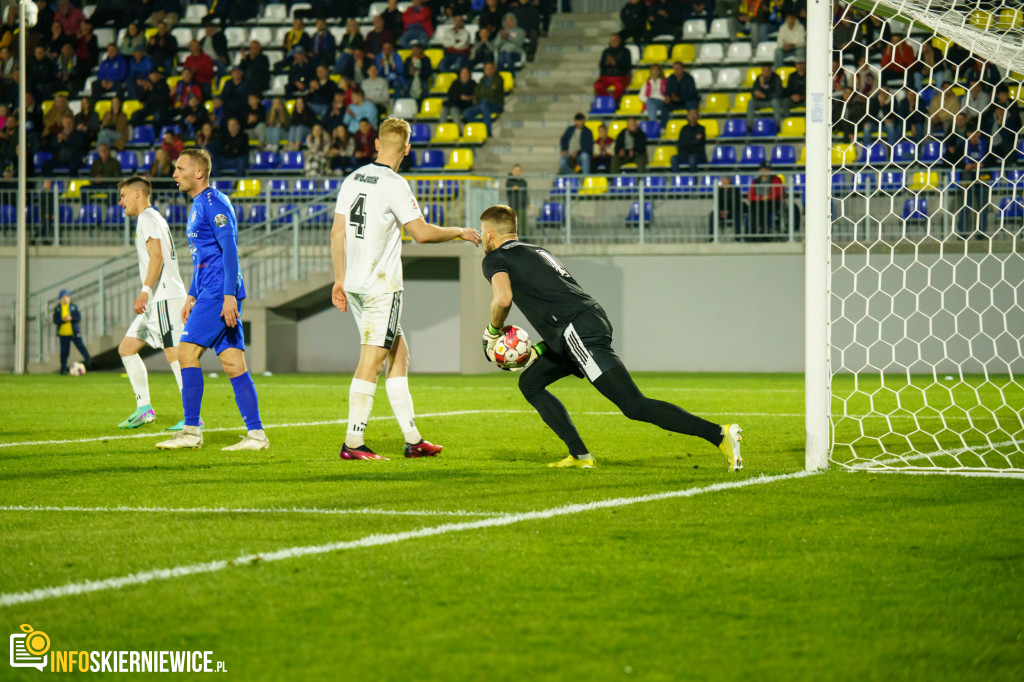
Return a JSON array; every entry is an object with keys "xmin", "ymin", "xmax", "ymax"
[
  {"xmin": 334, "ymin": 161, "xmax": 422, "ymax": 295},
  {"xmin": 135, "ymin": 206, "xmax": 187, "ymax": 302}
]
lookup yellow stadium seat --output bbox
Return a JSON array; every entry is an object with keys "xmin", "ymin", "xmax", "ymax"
[
  {"xmin": 969, "ymin": 10, "xmax": 994, "ymax": 29},
  {"xmin": 144, "ymin": 27, "xmax": 158, "ymax": 40},
  {"xmin": 831, "ymin": 143, "xmax": 858, "ymax": 166},
  {"xmin": 285, "ymin": 99, "xmax": 296, "ymax": 115},
  {"xmin": 42, "ymin": 100, "xmax": 54, "ymax": 116},
  {"xmin": 424, "ymin": 48, "xmax": 444, "ymax": 69},
  {"xmin": 743, "ymin": 67, "xmax": 760, "ymax": 88},
  {"xmin": 662, "ymin": 119, "xmax": 686, "ymax": 141},
  {"xmin": 459, "ymin": 122, "xmax": 488, "ymax": 144},
  {"xmin": 578, "ymin": 176, "xmax": 609, "ymax": 196},
  {"xmin": 122, "ymin": 100, "xmax": 144, "ymax": 118},
  {"xmin": 640, "ymin": 44, "xmax": 669, "ymax": 64},
  {"xmin": 418, "ymin": 97, "xmax": 444, "ymax": 119},
  {"xmin": 799, "ymin": 146, "xmax": 807, "ymax": 164},
  {"xmin": 398, "ymin": 48, "xmax": 412, "ymax": 62},
  {"xmin": 781, "ymin": 117, "xmax": 806, "ymax": 137},
  {"xmin": 62, "ymin": 179, "xmax": 91, "ymax": 199},
  {"xmin": 498, "ymin": 70, "xmax": 514, "ymax": 93},
  {"xmin": 615, "ymin": 95, "xmax": 643, "ymax": 116},
  {"xmin": 702, "ymin": 92, "xmax": 730, "ymax": 114},
  {"xmin": 952, "ymin": 86, "xmax": 967, "ymax": 97},
  {"xmin": 584, "ymin": 120, "xmax": 602, "ymax": 137},
  {"xmin": 94, "ymin": 99, "xmax": 112, "ymax": 117},
  {"xmin": 698, "ymin": 118, "xmax": 719, "ymax": 138},
  {"xmin": 931, "ymin": 36, "xmax": 950, "ymax": 54},
  {"xmin": 606, "ymin": 120, "xmax": 628, "ymax": 140},
  {"xmin": 910, "ymin": 171, "xmax": 941, "ymax": 191},
  {"xmin": 431, "ymin": 72, "xmax": 457, "ymax": 94},
  {"xmin": 777, "ymin": 66, "xmax": 796, "ymax": 88},
  {"xmin": 731, "ymin": 92, "xmax": 751, "ymax": 113},
  {"xmin": 329, "ymin": 73, "xmax": 341, "ymax": 83},
  {"xmin": 166, "ymin": 75, "xmax": 181, "ymax": 92},
  {"xmin": 650, "ymin": 146, "xmax": 675, "ymax": 169},
  {"xmin": 213, "ymin": 74, "xmax": 232, "ymax": 96},
  {"xmin": 996, "ymin": 8, "xmax": 1023, "ymax": 30},
  {"xmin": 431, "ymin": 123, "xmax": 460, "ymax": 144},
  {"xmin": 232, "ymin": 179, "xmax": 262, "ymax": 198},
  {"xmin": 670, "ymin": 43, "xmax": 695, "ymax": 64},
  {"xmin": 628, "ymin": 68, "xmax": 650, "ymax": 92},
  {"xmin": 444, "ymin": 148, "xmax": 474, "ymax": 171}
]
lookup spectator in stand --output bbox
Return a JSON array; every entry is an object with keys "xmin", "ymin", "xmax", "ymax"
[
  {"xmin": 196, "ymin": 122, "xmax": 216, "ymax": 154},
  {"xmin": 593, "ymin": 34, "xmax": 631, "ymax": 102},
  {"xmin": 130, "ymin": 69, "xmax": 170, "ymax": 127},
  {"xmin": 0, "ymin": 46, "xmax": 15, "ymax": 104},
  {"xmin": 98, "ymin": 95, "xmax": 129, "ymax": 150},
  {"xmin": 89, "ymin": 142, "xmax": 121, "ymax": 185},
  {"xmin": 511, "ymin": 0, "xmax": 541, "ymax": 61},
  {"xmin": 593, "ymin": 123, "xmax": 614, "ymax": 171},
  {"xmin": 352, "ymin": 117, "xmax": 378, "ymax": 167},
  {"xmin": 895, "ymin": 88, "xmax": 925, "ymax": 143},
  {"xmin": 479, "ymin": 0, "xmax": 503, "ymax": 36},
  {"xmin": 75, "ymin": 21, "xmax": 99, "ymax": 73},
  {"xmin": 439, "ymin": 15, "xmax": 472, "ymax": 73},
  {"xmin": 220, "ymin": 65, "xmax": 250, "ymax": 123},
  {"xmin": 286, "ymin": 47, "xmax": 315, "ymax": 97},
  {"xmin": 365, "ymin": 16, "xmax": 394, "ymax": 58},
  {"xmin": 125, "ymin": 46, "xmax": 153, "ymax": 100},
  {"xmin": 506, "ymin": 163, "xmax": 528, "ymax": 230},
  {"xmin": 746, "ymin": 63, "xmax": 782, "ymax": 130},
  {"xmin": 310, "ymin": 17, "xmax": 337, "ymax": 68},
  {"xmin": 287, "ymin": 97, "xmax": 317, "ymax": 151},
  {"xmin": 172, "ymin": 68, "xmax": 202, "ymax": 110},
  {"xmin": 743, "ymin": 0, "xmax": 772, "ymax": 50},
  {"xmin": 918, "ymin": 41, "xmax": 947, "ymax": 90},
  {"xmin": 619, "ymin": 0, "xmax": 647, "ymax": 46},
  {"xmin": 646, "ymin": 0, "xmax": 684, "ymax": 41},
  {"xmin": 963, "ymin": 80, "xmax": 989, "ymax": 125},
  {"xmin": 440, "ymin": 67, "xmax": 476, "ymax": 125},
  {"xmin": 747, "ymin": 162, "xmax": 783, "ymax": 238},
  {"xmin": 639, "ymin": 64, "xmax": 669, "ymax": 128},
  {"xmin": 184, "ymin": 40, "xmax": 215, "ymax": 99},
  {"xmin": 403, "ymin": 44, "xmax": 433, "ymax": 100},
  {"xmin": 150, "ymin": 147, "xmax": 174, "ymax": 177},
  {"xmin": 119, "ymin": 22, "xmax": 146, "ymax": 56},
  {"xmin": 45, "ymin": 18, "xmax": 74, "ymax": 58},
  {"xmin": 179, "ymin": 94, "xmax": 206, "ymax": 140},
  {"xmin": 464, "ymin": 61, "xmax": 505, "ymax": 134},
  {"xmin": 381, "ymin": 0, "xmax": 405, "ymax": 41},
  {"xmin": 879, "ymin": 31, "xmax": 915, "ymax": 86},
  {"xmin": 242, "ymin": 92, "xmax": 265, "ymax": 142},
  {"xmin": 711, "ymin": 176, "xmax": 744, "ymax": 240},
  {"xmin": 929, "ymin": 81, "xmax": 960, "ymax": 138},
  {"xmin": 343, "ymin": 88, "xmax": 378, "ymax": 134},
  {"xmin": 494, "ymin": 13, "xmax": 526, "ymax": 74},
  {"xmin": 281, "ymin": 18, "xmax": 312, "ymax": 67},
  {"xmin": 74, "ymin": 97, "xmax": 100, "ymax": 146},
  {"xmin": 558, "ymin": 113, "xmax": 593, "ymax": 175},
  {"xmin": 321, "ymin": 93, "xmax": 347, "ymax": 135},
  {"xmin": 865, "ymin": 85, "xmax": 898, "ymax": 145},
  {"xmin": 212, "ymin": 116, "xmax": 249, "ymax": 176},
  {"xmin": 92, "ymin": 44, "xmax": 127, "ymax": 100},
  {"xmin": 27, "ymin": 43, "xmax": 57, "ymax": 100},
  {"xmin": 147, "ymin": 20, "xmax": 177, "ymax": 76},
  {"xmin": 328, "ymin": 126, "xmax": 353, "ymax": 173},
  {"xmin": 262, "ymin": 98, "xmax": 290, "ymax": 150},
  {"xmin": 305, "ymin": 122, "xmax": 331, "ymax": 176},
  {"xmin": 611, "ymin": 116, "xmax": 647, "ymax": 173},
  {"xmin": 981, "ymin": 85, "xmax": 1021, "ymax": 159},
  {"xmin": 145, "ymin": 0, "xmax": 182, "ymax": 29},
  {"xmin": 943, "ymin": 112, "xmax": 972, "ymax": 166},
  {"xmin": 43, "ymin": 96, "xmax": 72, "ymax": 136},
  {"xmin": 161, "ymin": 128, "xmax": 183, "ymax": 160},
  {"xmin": 949, "ymin": 125, "xmax": 988, "ymax": 237},
  {"xmin": 240, "ymin": 41, "xmax": 270, "ymax": 97},
  {"xmin": 54, "ymin": 43, "xmax": 83, "ymax": 97},
  {"xmin": 399, "ymin": 0, "xmax": 434, "ymax": 48},
  {"xmin": 42, "ymin": 115, "xmax": 86, "ymax": 175},
  {"xmin": 308, "ymin": 64, "xmax": 339, "ymax": 117},
  {"xmin": 689, "ymin": 0, "xmax": 715, "ymax": 33},
  {"xmin": 672, "ymin": 109, "xmax": 706, "ymax": 172},
  {"xmin": 336, "ymin": 19, "xmax": 367, "ymax": 75},
  {"xmin": 199, "ymin": 17, "xmax": 229, "ymax": 76},
  {"xmin": 781, "ymin": 59, "xmax": 806, "ymax": 119},
  {"xmin": 376, "ymin": 42, "xmax": 405, "ymax": 93},
  {"xmin": 773, "ymin": 13, "xmax": 805, "ymax": 69},
  {"xmin": 471, "ymin": 27, "xmax": 496, "ymax": 70},
  {"xmin": 350, "ymin": 49, "xmax": 372, "ymax": 85},
  {"xmin": 55, "ymin": 0, "xmax": 84, "ymax": 36},
  {"xmin": 359, "ymin": 64, "xmax": 389, "ymax": 111}
]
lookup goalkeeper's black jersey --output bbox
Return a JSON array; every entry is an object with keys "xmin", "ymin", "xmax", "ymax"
[{"xmin": 481, "ymin": 240, "xmax": 599, "ymax": 354}]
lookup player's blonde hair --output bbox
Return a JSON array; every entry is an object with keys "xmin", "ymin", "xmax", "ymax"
[
  {"xmin": 179, "ymin": 148, "xmax": 212, "ymax": 179},
  {"xmin": 480, "ymin": 204, "xmax": 518, "ymax": 235},
  {"xmin": 117, "ymin": 174, "xmax": 152, "ymax": 197},
  {"xmin": 378, "ymin": 117, "xmax": 411, "ymax": 150}
]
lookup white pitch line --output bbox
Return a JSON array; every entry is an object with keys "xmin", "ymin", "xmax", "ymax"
[
  {"xmin": 849, "ymin": 438, "xmax": 1024, "ymax": 470},
  {"xmin": 857, "ymin": 469, "xmax": 1024, "ymax": 479},
  {"xmin": 0, "ymin": 470, "xmax": 816, "ymax": 608},
  {"xmin": 0, "ymin": 505, "xmax": 505, "ymax": 518}
]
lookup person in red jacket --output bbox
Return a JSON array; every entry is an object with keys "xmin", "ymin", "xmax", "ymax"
[
  {"xmin": 880, "ymin": 32, "xmax": 917, "ymax": 84},
  {"xmin": 398, "ymin": 0, "xmax": 434, "ymax": 48},
  {"xmin": 747, "ymin": 163, "xmax": 785, "ymax": 240},
  {"xmin": 184, "ymin": 40, "xmax": 215, "ymax": 99},
  {"xmin": 173, "ymin": 68, "xmax": 203, "ymax": 109}
]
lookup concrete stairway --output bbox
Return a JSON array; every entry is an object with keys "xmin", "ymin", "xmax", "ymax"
[{"xmin": 474, "ymin": 12, "xmax": 621, "ymax": 176}]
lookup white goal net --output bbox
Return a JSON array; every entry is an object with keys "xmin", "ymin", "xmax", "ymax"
[{"xmin": 826, "ymin": 1, "xmax": 1024, "ymax": 472}]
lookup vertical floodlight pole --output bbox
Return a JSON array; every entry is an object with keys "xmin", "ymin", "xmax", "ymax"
[
  {"xmin": 804, "ymin": 0, "xmax": 831, "ymax": 470},
  {"xmin": 14, "ymin": 0, "xmax": 34, "ymax": 374}
]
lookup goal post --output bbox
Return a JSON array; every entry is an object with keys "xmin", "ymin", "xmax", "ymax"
[{"xmin": 805, "ymin": 0, "xmax": 1024, "ymax": 473}]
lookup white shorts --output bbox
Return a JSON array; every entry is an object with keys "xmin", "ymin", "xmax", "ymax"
[
  {"xmin": 126, "ymin": 297, "xmax": 185, "ymax": 350},
  {"xmin": 348, "ymin": 291, "xmax": 403, "ymax": 349}
]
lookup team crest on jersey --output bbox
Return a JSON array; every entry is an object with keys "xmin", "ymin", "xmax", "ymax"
[
  {"xmin": 214, "ymin": 214, "xmax": 228, "ymax": 227},
  {"xmin": 190, "ymin": 209, "xmax": 197, "ymax": 223}
]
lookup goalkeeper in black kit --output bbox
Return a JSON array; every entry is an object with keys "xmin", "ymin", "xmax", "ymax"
[{"xmin": 479, "ymin": 204, "xmax": 743, "ymax": 470}]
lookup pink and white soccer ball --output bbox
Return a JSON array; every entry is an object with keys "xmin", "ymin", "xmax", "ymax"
[
  {"xmin": 69, "ymin": 362, "xmax": 87, "ymax": 376},
  {"xmin": 492, "ymin": 326, "xmax": 532, "ymax": 370}
]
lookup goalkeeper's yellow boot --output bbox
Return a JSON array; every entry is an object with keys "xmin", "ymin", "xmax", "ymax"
[
  {"xmin": 719, "ymin": 424, "xmax": 744, "ymax": 472},
  {"xmin": 548, "ymin": 455, "xmax": 596, "ymax": 469}
]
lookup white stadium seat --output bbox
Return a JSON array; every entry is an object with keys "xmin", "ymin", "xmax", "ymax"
[
  {"xmin": 708, "ymin": 18, "xmax": 731, "ymax": 40},
  {"xmin": 171, "ymin": 27, "xmax": 194, "ymax": 47},
  {"xmin": 268, "ymin": 74, "xmax": 289, "ymax": 96},
  {"xmin": 683, "ymin": 19, "xmax": 706, "ymax": 40},
  {"xmin": 183, "ymin": 4, "xmax": 207, "ymax": 23},
  {"xmin": 289, "ymin": 3, "xmax": 312, "ymax": 19},
  {"xmin": 329, "ymin": 27, "xmax": 346, "ymax": 44},
  {"xmin": 368, "ymin": 2, "xmax": 388, "ymax": 18},
  {"xmin": 696, "ymin": 43, "xmax": 724, "ymax": 64},
  {"xmin": 625, "ymin": 44, "xmax": 640, "ymax": 64},
  {"xmin": 263, "ymin": 4, "xmax": 288, "ymax": 23},
  {"xmin": 275, "ymin": 27, "xmax": 293, "ymax": 45},
  {"xmin": 391, "ymin": 98, "xmax": 418, "ymax": 120},
  {"xmin": 94, "ymin": 28, "xmax": 115, "ymax": 48},
  {"xmin": 249, "ymin": 27, "xmax": 273, "ymax": 46},
  {"xmin": 725, "ymin": 42, "xmax": 753, "ymax": 63},
  {"xmin": 433, "ymin": 24, "xmax": 454, "ymax": 47},
  {"xmin": 715, "ymin": 67, "xmax": 743, "ymax": 89},
  {"xmin": 691, "ymin": 68, "xmax": 714, "ymax": 90},
  {"xmin": 224, "ymin": 27, "xmax": 249, "ymax": 49},
  {"xmin": 755, "ymin": 41, "xmax": 776, "ymax": 63}
]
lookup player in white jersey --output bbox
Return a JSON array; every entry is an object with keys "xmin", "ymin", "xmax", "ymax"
[
  {"xmin": 115, "ymin": 175, "xmax": 195, "ymax": 431},
  {"xmin": 331, "ymin": 117, "xmax": 482, "ymax": 460}
]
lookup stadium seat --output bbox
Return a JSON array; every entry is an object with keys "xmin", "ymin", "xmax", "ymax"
[
  {"xmin": 105, "ymin": 205, "xmax": 125, "ymax": 225},
  {"xmin": 164, "ymin": 205, "xmax": 188, "ymax": 224},
  {"xmin": 606, "ymin": 120, "xmax": 628, "ymax": 139},
  {"xmin": 615, "ymin": 95, "xmax": 643, "ymax": 116},
  {"xmin": 708, "ymin": 18, "xmax": 731, "ymax": 40},
  {"xmin": 732, "ymin": 174, "xmax": 754, "ymax": 190},
  {"xmin": 292, "ymin": 179, "xmax": 318, "ymax": 197},
  {"xmin": 780, "ymin": 117, "xmax": 805, "ymax": 137},
  {"xmin": 550, "ymin": 176, "xmax": 580, "ymax": 196},
  {"xmin": 625, "ymin": 201, "xmax": 653, "ymax": 227},
  {"xmin": 742, "ymin": 67, "xmax": 761, "ymax": 88},
  {"xmin": 418, "ymin": 97, "xmax": 444, "ymax": 120},
  {"xmin": 246, "ymin": 205, "xmax": 267, "ymax": 225},
  {"xmin": 853, "ymin": 172, "xmax": 877, "ymax": 193},
  {"xmin": 640, "ymin": 44, "xmax": 669, "ymax": 64},
  {"xmin": 233, "ymin": 179, "xmax": 262, "ymax": 198},
  {"xmin": 715, "ymin": 67, "xmax": 743, "ymax": 89},
  {"xmin": 118, "ymin": 151, "xmax": 138, "ymax": 172},
  {"xmin": 417, "ymin": 179, "xmax": 459, "ymax": 199},
  {"xmin": 902, "ymin": 197, "xmax": 929, "ymax": 220},
  {"xmin": 671, "ymin": 44, "xmax": 697, "ymax": 64},
  {"xmin": 771, "ymin": 145, "xmax": 797, "ymax": 165},
  {"xmin": 77, "ymin": 204, "xmax": 103, "ymax": 225},
  {"xmin": 725, "ymin": 43, "xmax": 753, "ymax": 64},
  {"xmin": 279, "ymin": 151, "xmax": 304, "ymax": 171},
  {"xmin": 62, "ymin": 179, "xmax": 90, "ymax": 199},
  {"xmin": 444, "ymin": 149, "xmax": 473, "ymax": 171},
  {"xmin": 698, "ymin": 175, "xmax": 717, "ymax": 193},
  {"xmin": 367, "ymin": 1, "xmax": 388, "ymax": 18},
  {"xmin": 750, "ymin": 118, "xmax": 776, "ymax": 137},
  {"xmin": 741, "ymin": 145, "xmax": 766, "ymax": 166},
  {"xmin": 251, "ymin": 152, "xmax": 278, "ymax": 172},
  {"xmin": 866, "ymin": 142, "xmax": 890, "ymax": 165},
  {"xmin": 459, "ymin": 123, "xmax": 488, "ymax": 144},
  {"xmin": 893, "ymin": 141, "xmax": 916, "ymax": 164},
  {"xmin": 702, "ymin": 93, "xmax": 730, "ymax": 114},
  {"xmin": 628, "ymin": 68, "xmax": 650, "ymax": 92},
  {"xmin": 289, "ymin": 3, "xmax": 312, "ymax": 19},
  {"xmin": 691, "ymin": 68, "xmax": 714, "ymax": 90},
  {"xmin": 422, "ymin": 204, "xmax": 444, "ymax": 224},
  {"xmin": 388, "ymin": 98, "xmax": 415, "ymax": 121},
  {"xmin": 642, "ymin": 175, "xmax": 667, "ymax": 195},
  {"xmin": 695, "ymin": 43, "xmax": 724, "ymax": 65},
  {"xmin": 578, "ymin": 176, "xmax": 609, "ymax": 196},
  {"xmin": 777, "ymin": 66, "xmax": 796, "ymax": 88},
  {"xmin": 754, "ymin": 41, "xmax": 776, "ymax": 63},
  {"xmin": 431, "ymin": 123, "xmax": 460, "ymax": 144},
  {"xmin": 711, "ymin": 146, "xmax": 737, "ymax": 165},
  {"xmin": 661, "ymin": 119, "xmax": 685, "ymax": 141},
  {"xmin": 611, "ymin": 176, "xmax": 637, "ymax": 195},
  {"xmin": 409, "ymin": 123, "xmax": 431, "ymax": 145},
  {"xmin": 224, "ymin": 27, "xmax": 248, "ymax": 48},
  {"xmin": 730, "ymin": 92, "xmax": 751, "ymax": 113},
  {"xmin": 996, "ymin": 8, "xmax": 1023, "ymax": 30},
  {"xmin": 919, "ymin": 140, "xmax": 943, "ymax": 163},
  {"xmin": 419, "ymin": 149, "xmax": 445, "ymax": 169},
  {"xmin": 183, "ymin": 3, "xmax": 207, "ymax": 22},
  {"xmin": 667, "ymin": 175, "xmax": 696, "ymax": 193},
  {"xmin": 721, "ymin": 119, "xmax": 747, "ymax": 137},
  {"xmin": 831, "ymin": 172, "xmax": 851, "ymax": 192},
  {"xmin": 590, "ymin": 95, "xmax": 616, "ymax": 116},
  {"xmin": 275, "ymin": 204, "xmax": 298, "ymax": 225},
  {"xmin": 831, "ymin": 143, "xmax": 858, "ymax": 166},
  {"xmin": 909, "ymin": 171, "xmax": 940, "ymax": 191},
  {"xmin": 431, "ymin": 72, "xmax": 457, "ymax": 94},
  {"xmin": 999, "ymin": 197, "xmax": 1024, "ymax": 217},
  {"xmin": 128, "ymin": 126, "xmax": 155, "ymax": 146},
  {"xmin": 171, "ymin": 27, "xmax": 193, "ymax": 47},
  {"xmin": 84, "ymin": 151, "xmax": 100, "ymax": 169},
  {"xmin": 880, "ymin": 171, "xmax": 904, "ymax": 192},
  {"xmin": 584, "ymin": 120, "xmax": 602, "ymax": 137},
  {"xmin": 1002, "ymin": 169, "xmax": 1024, "ymax": 187},
  {"xmin": 682, "ymin": 19, "xmax": 706, "ymax": 41},
  {"xmin": 650, "ymin": 146, "xmax": 675, "ymax": 169},
  {"xmin": 499, "ymin": 71, "xmax": 514, "ymax": 93},
  {"xmin": 699, "ymin": 118, "xmax": 720, "ymax": 138},
  {"xmin": 424, "ymin": 48, "xmax": 445, "ymax": 69},
  {"xmin": 305, "ymin": 204, "xmax": 330, "ymax": 225},
  {"xmin": 269, "ymin": 179, "xmax": 291, "ymax": 197},
  {"xmin": 639, "ymin": 119, "xmax": 660, "ymax": 140},
  {"xmin": 538, "ymin": 202, "xmax": 566, "ymax": 228}
]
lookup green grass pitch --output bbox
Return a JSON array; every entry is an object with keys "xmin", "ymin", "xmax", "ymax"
[{"xmin": 1, "ymin": 371, "xmax": 1022, "ymax": 681}]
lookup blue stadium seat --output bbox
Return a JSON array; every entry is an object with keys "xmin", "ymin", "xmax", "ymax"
[
  {"xmin": 790, "ymin": 173, "xmax": 805, "ymax": 195},
  {"xmin": 864, "ymin": 142, "xmax": 888, "ymax": 165},
  {"xmin": 667, "ymin": 175, "xmax": 696, "ymax": 193},
  {"xmin": 698, "ymin": 175, "xmax": 718, "ymax": 193},
  {"xmin": 919, "ymin": 140, "xmax": 942, "ymax": 164},
  {"xmin": 105, "ymin": 205, "xmax": 125, "ymax": 224},
  {"xmin": 771, "ymin": 144, "xmax": 796, "ymax": 165},
  {"xmin": 306, "ymin": 204, "xmax": 330, "ymax": 224},
  {"xmin": 294, "ymin": 179, "xmax": 318, "ymax": 196},
  {"xmin": 33, "ymin": 151, "xmax": 54, "ymax": 172},
  {"xmin": 611, "ymin": 176, "xmax": 637, "ymax": 195},
  {"xmin": 1018, "ymin": 140, "xmax": 1024, "ymax": 163},
  {"xmin": 269, "ymin": 179, "xmax": 291, "ymax": 197},
  {"xmin": 246, "ymin": 205, "xmax": 268, "ymax": 224},
  {"xmin": 538, "ymin": 202, "xmax": 565, "ymax": 227},
  {"xmin": 26, "ymin": 205, "xmax": 40, "ymax": 225},
  {"xmin": 0, "ymin": 205, "xmax": 16, "ymax": 224},
  {"xmin": 550, "ymin": 176, "xmax": 580, "ymax": 196},
  {"xmin": 880, "ymin": 171, "xmax": 904, "ymax": 192},
  {"xmin": 589, "ymin": 96, "xmax": 616, "ymax": 116},
  {"xmin": 999, "ymin": 197, "xmax": 1024, "ymax": 217},
  {"xmin": 212, "ymin": 180, "xmax": 235, "ymax": 193},
  {"xmin": 732, "ymin": 174, "xmax": 753, "ymax": 189},
  {"xmin": 423, "ymin": 204, "xmax": 444, "ymax": 224},
  {"xmin": 78, "ymin": 204, "xmax": 103, "ymax": 225},
  {"xmin": 142, "ymin": 151, "xmax": 156, "ymax": 168},
  {"xmin": 322, "ymin": 179, "xmax": 342, "ymax": 193},
  {"xmin": 164, "ymin": 205, "xmax": 188, "ymax": 224},
  {"xmin": 722, "ymin": 119, "xmax": 748, "ymax": 137},
  {"xmin": 129, "ymin": 126, "xmax": 155, "ymax": 146},
  {"xmin": 276, "ymin": 204, "xmax": 297, "ymax": 224},
  {"xmin": 406, "ymin": 150, "xmax": 417, "ymax": 168},
  {"xmin": 741, "ymin": 145, "xmax": 766, "ymax": 166},
  {"xmin": 902, "ymin": 197, "xmax": 928, "ymax": 220},
  {"xmin": 85, "ymin": 151, "xmax": 101, "ymax": 169},
  {"xmin": 711, "ymin": 146, "xmax": 737, "ymax": 165},
  {"xmin": 252, "ymin": 152, "xmax": 278, "ymax": 172},
  {"xmin": 417, "ymin": 179, "xmax": 459, "ymax": 198},
  {"xmin": 410, "ymin": 123, "xmax": 431, "ymax": 145},
  {"xmin": 279, "ymin": 151, "xmax": 304, "ymax": 171},
  {"xmin": 625, "ymin": 201, "xmax": 652, "ymax": 226},
  {"xmin": 118, "ymin": 151, "xmax": 138, "ymax": 173},
  {"xmin": 639, "ymin": 120, "xmax": 660, "ymax": 140},
  {"xmin": 159, "ymin": 125, "xmax": 180, "ymax": 138},
  {"xmin": 853, "ymin": 172, "xmax": 877, "ymax": 192},
  {"xmin": 832, "ymin": 172, "xmax": 850, "ymax": 192},
  {"xmin": 751, "ymin": 118, "xmax": 777, "ymax": 137},
  {"xmin": 642, "ymin": 175, "xmax": 666, "ymax": 195},
  {"xmin": 419, "ymin": 149, "xmax": 445, "ymax": 169},
  {"xmin": 893, "ymin": 141, "xmax": 915, "ymax": 164}
]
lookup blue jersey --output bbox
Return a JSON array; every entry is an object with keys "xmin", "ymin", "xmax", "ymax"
[{"xmin": 186, "ymin": 187, "xmax": 246, "ymax": 301}]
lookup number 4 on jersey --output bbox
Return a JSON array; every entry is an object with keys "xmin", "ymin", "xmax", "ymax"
[{"xmin": 350, "ymin": 194, "xmax": 367, "ymax": 239}]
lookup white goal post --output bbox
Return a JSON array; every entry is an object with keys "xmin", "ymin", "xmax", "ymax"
[{"xmin": 805, "ymin": 0, "xmax": 1024, "ymax": 472}]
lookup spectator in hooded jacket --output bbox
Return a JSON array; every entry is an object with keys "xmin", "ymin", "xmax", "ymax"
[
  {"xmin": 559, "ymin": 113, "xmax": 593, "ymax": 175},
  {"xmin": 494, "ymin": 13, "xmax": 526, "ymax": 74}
]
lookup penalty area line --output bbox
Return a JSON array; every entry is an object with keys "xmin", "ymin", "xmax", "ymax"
[{"xmin": 0, "ymin": 471, "xmax": 815, "ymax": 608}]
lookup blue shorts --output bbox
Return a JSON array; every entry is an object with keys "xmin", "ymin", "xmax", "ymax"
[{"xmin": 180, "ymin": 296, "xmax": 246, "ymax": 354}]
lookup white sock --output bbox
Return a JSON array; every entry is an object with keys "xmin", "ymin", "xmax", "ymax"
[
  {"xmin": 122, "ymin": 353, "xmax": 150, "ymax": 408},
  {"xmin": 385, "ymin": 376, "xmax": 422, "ymax": 444},
  {"xmin": 346, "ymin": 378, "xmax": 377, "ymax": 448},
  {"xmin": 169, "ymin": 360, "xmax": 183, "ymax": 392}
]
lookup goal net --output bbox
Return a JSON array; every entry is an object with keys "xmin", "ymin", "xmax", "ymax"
[{"xmin": 826, "ymin": 1, "xmax": 1024, "ymax": 472}]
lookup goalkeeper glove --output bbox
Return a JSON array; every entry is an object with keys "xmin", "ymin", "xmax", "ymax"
[
  {"xmin": 482, "ymin": 323, "xmax": 502, "ymax": 362},
  {"xmin": 502, "ymin": 346, "xmax": 540, "ymax": 372}
]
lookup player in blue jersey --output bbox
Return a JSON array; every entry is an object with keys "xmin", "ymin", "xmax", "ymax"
[{"xmin": 155, "ymin": 148, "xmax": 268, "ymax": 451}]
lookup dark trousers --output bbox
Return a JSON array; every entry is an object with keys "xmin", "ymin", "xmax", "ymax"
[{"xmin": 59, "ymin": 334, "xmax": 91, "ymax": 372}]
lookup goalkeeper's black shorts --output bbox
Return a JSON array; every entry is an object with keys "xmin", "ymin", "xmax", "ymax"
[{"xmin": 548, "ymin": 304, "xmax": 624, "ymax": 382}]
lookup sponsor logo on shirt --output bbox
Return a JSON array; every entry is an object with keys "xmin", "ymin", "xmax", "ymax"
[{"xmin": 214, "ymin": 214, "xmax": 228, "ymax": 227}]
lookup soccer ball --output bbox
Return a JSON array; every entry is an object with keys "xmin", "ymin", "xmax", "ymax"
[
  {"xmin": 69, "ymin": 362, "xmax": 86, "ymax": 376},
  {"xmin": 493, "ymin": 325, "xmax": 532, "ymax": 370}
]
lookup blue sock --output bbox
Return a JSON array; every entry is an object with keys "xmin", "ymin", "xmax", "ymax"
[
  {"xmin": 230, "ymin": 371, "xmax": 263, "ymax": 431},
  {"xmin": 181, "ymin": 367, "xmax": 204, "ymax": 427}
]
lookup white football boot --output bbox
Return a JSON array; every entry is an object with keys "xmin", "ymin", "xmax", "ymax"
[
  {"xmin": 155, "ymin": 425, "xmax": 203, "ymax": 450},
  {"xmin": 222, "ymin": 432, "xmax": 270, "ymax": 451}
]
